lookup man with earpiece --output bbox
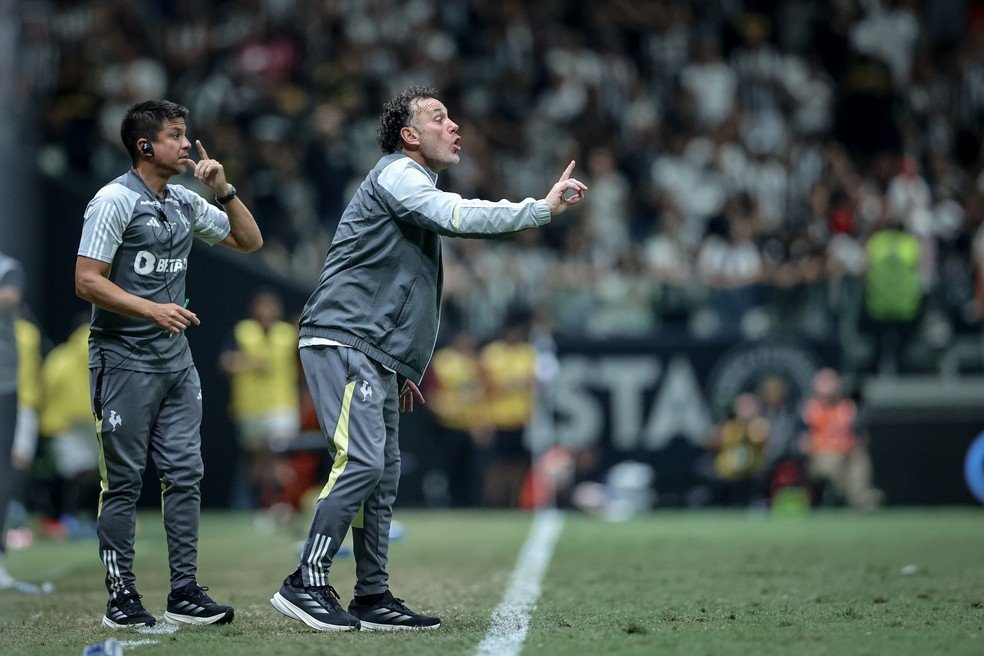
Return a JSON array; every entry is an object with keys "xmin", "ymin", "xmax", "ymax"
[{"xmin": 75, "ymin": 100, "xmax": 263, "ymax": 629}]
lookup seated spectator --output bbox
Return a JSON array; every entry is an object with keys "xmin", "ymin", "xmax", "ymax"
[
  {"xmin": 707, "ymin": 393, "xmax": 770, "ymax": 506},
  {"xmin": 800, "ymin": 368, "xmax": 883, "ymax": 511}
]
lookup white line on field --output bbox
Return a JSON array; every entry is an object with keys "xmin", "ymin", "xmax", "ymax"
[
  {"xmin": 475, "ymin": 509, "xmax": 565, "ymax": 656},
  {"xmin": 118, "ymin": 638, "xmax": 158, "ymax": 649}
]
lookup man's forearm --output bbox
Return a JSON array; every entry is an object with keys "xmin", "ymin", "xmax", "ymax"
[
  {"xmin": 224, "ymin": 197, "xmax": 263, "ymax": 252},
  {"xmin": 76, "ymin": 273, "xmax": 153, "ymax": 320},
  {"xmin": 453, "ymin": 198, "xmax": 551, "ymax": 235}
]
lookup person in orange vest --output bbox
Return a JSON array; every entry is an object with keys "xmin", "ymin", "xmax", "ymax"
[{"xmin": 800, "ymin": 368, "xmax": 882, "ymax": 511}]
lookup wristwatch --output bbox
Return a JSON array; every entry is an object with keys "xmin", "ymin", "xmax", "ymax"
[{"xmin": 216, "ymin": 184, "xmax": 237, "ymax": 205}]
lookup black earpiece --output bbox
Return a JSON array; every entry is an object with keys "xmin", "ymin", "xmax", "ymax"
[{"xmin": 140, "ymin": 141, "xmax": 154, "ymax": 157}]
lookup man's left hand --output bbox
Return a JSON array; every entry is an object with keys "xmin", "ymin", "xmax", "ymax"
[{"xmin": 400, "ymin": 380, "xmax": 426, "ymax": 413}]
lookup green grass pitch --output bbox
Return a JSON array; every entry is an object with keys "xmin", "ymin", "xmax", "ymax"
[{"xmin": 1, "ymin": 509, "xmax": 983, "ymax": 655}]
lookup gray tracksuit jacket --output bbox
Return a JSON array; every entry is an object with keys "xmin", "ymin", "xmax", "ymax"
[{"xmin": 299, "ymin": 152, "xmax": 551, "ymax": 383}]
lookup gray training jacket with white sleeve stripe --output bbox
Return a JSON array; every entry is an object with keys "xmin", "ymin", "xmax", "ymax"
[{"xmin": 298, "ymin": 152, "xmax": 551, "ymax": 384}]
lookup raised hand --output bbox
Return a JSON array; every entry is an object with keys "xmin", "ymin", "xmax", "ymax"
[
  {"xmin": 192, "ymin": 139, "xmax": 230, "ymax": 197},
  {"xmin": 544, "ymin": 160, "xmax": 587, "ymax": 216}
]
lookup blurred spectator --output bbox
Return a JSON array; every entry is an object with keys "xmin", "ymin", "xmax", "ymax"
[
  {"xmin": 757, "ymin": 376, "xmax": 799, "ymax": 471},
  {"xmin": 39, "ymin": 319, "xmax": 99, "ymax": 538},
  {"xmin": 582, "ymin": 147, "xmax": 631, "ymax": 264},
  {"xmin": 862, "ymin": 216, "xmax": 925, "ymax": 373},
  {"xmin": 696, "ymin": 211, "xmax": 764, "ymax": 337},
  {"xmin": 13, "ymin": 317, "xmax": 42, "ymax": 472},
  {"xmin": 707, "ymin": 393, "xmax": 770, "ymax": 506},
  {"xmin": 425, "ymin": 331, "xmax": 490, "ymax": 508},
  {"xmin": 479, "ymin": 321, "xmax": 537, "ymax": 508},
  {"xmin": 755, "ymin": 375, "xmax": 813, "ymax": 507},
  {"xmin": 0, "ymin": 252, "xmax": 24, "ymax": 586},
  {"xmin": 16, "ymin": 0, "xmax": 984, "ymax": 372},
  {"xmin": 219, "ymin": 290, "xmax": 300, "ymax": 511},
  {"xmin": 7, "ymin": 317, "xmax": 43, "ymax": 543},
  {"xmin": 800, "ymin": 368, "xmax": 883, "ymax": 511},
  {"xmin": 681, "ymin": 33, "xmax": 737, "ymax": 128}
]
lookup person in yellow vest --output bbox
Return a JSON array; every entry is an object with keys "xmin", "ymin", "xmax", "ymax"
[
  {"xmin": 479, "ymin": 322, "xmax": 537, "ymax": 507},
  {"xmin": 425, "ymin": 331, "xmax": 492, "ymax": 507},
  {"xmin": 13, "ymin": 318, "xmax": 42, "ymax": 471},
  {"xmin": 219, "ymin": 290, "xmax": 299, "ymax": 510},
  {"xmin": 40, "ymin": 318, "xmax": 100, "ymax": 533},
  {"xmin": 3, "ymin": 317, "xmax": 43, "ymax": 561}
]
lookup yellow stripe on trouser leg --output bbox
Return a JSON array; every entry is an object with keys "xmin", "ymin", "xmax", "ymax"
[
  {"xmin": 319, "ymin": 380, "xmax": 356, "ymax": 500},
  {"xmin": 94, "ymin": 417, "xmax": 109, "ymax": 517},
  {"xmin": 352, "ymin": 504, "xmax": 365, "ymax": 529}
]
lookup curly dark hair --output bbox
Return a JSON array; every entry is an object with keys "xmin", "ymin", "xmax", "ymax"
[{"xmin": 377, "ymin": 86, "xmax": 440, "ymax": 154}]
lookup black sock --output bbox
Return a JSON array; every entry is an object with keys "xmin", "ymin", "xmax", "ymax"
[{"xmin": 355, "ymin": 592, "xmax": 385, "ymax": 606}]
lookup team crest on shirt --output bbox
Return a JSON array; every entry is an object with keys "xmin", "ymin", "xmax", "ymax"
[
  {"xmin": 108, "ymin": 411, "xmax": 122, "ymax": 431},
  {"xmin": 360, "ymin": 380, "xmax": 373, "ymax": 402}
]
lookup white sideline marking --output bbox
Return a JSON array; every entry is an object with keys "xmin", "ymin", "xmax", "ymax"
[
  {"xmin": 118, "ymin": 639, "xmax": 158, "ymax": 648},
  {"xmin": 137, "ymin": 621, "xmax": 178, "ymax": 635},
  {"xmin": 475, "ymin": 510, "xmax": 565, "ymax": 656}
]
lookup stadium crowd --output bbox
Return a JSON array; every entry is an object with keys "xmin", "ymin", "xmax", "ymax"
[{"xmin": 27, "ymin": 0, "xmax": 984, "ymax": 376}]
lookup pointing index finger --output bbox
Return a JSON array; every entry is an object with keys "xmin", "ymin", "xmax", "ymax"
[
  {"xmin": 195, "ymin": 139, "xmax": 209, "ymax": 160},
  {"xmin": 559, "ymin": 160, "xmax": 576, "ymax": 182}
]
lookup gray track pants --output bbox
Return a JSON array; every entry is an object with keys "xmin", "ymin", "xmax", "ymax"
[
  {"xmin": 90, "ymin": 365, "xmax": 203, "ymax": 593},
  {"xmin": 298, "ymin": 346, "xmax": 400, "ymax": 596}
]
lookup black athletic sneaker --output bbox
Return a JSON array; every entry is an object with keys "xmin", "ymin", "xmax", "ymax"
[
  {"xmin": 347, "ymin": 591, "xmax": 441, "ymax": 630},
  {"xmin": 270, "ymin": 572, "xmax": 360, "ymax": 632},
  {"xmin": 164, "ymin": 584, "xmax": 235, "ymax": 625},
  {"xmin": 103, "ymin": 586, "xmax": 157, "ymax": 628}
]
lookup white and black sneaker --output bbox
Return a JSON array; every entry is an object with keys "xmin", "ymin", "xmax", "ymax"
[
  {"xmin": 164, "ymin": 584, "xmax": 234, "ymax": 625},
  {"xmin": 270, "ymin": 571, "xmax": 360, "ymax": 632},
  {"xmin": 103, "ymin": 586, "xmax": 157, "ymax": 628},
  {"xmin": 347, "ymin": 590, "xmax": 441, "ymax": 630}
]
